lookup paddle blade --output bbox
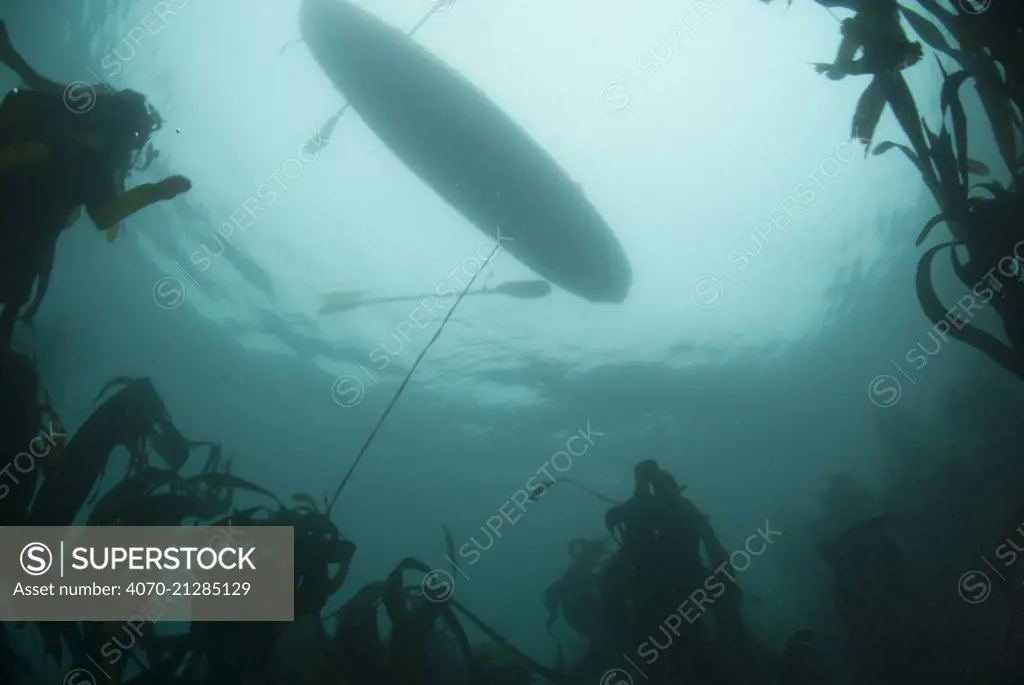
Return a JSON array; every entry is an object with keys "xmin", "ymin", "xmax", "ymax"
[
  {"xmin": 319, "ymin": 290, "xmax": 366, "ymax": 314},
  {"xmin": 492, "ymin": 280, "xmax": 551, "ymax": 299}
]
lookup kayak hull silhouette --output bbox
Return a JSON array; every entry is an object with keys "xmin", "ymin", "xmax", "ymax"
[{"xmin": 300, "ymin": 0, "xmax": 631, "ymax": 303}]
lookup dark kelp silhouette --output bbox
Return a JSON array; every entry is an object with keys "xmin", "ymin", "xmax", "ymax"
[
  {"xmin": 894, "ymin": 67, "xmax": 1024, "ymax": 381},
  {"xmin": 0, "ymin": 349, "xmax": 50, "ymax": 525},
  {"xmin": 5, "ymin": 346, "xmax": 1012, "ymax": 684},
  {"xmin": 29, "ymin": 376, "xmax": 216, "ymax": 526},
  {"xmin": 0, "ymin": 623, "xmax": 32, "ymax": 684},
  {"xmin": 327, "ymin": 552, "xmax": 580, "ymax": 685},
  {"xmin": 603, "ymin": 461, "xmax": 754, "ymax": 682},
  {"xmin": 517, "ymin": 459, "xmax": 818, "ymax": 684},
  {"xmin": 811, "ymin": 0, "xmax": 923, "ymax": 147},
  {"xmin": 778, "ymin": 630, "xmax": 828, "ymax": 685},
  {"xmin": 800, "ymin": 0, "xmax": 1024, "ymax": 381},
  {"xmin": 900, "ymin": 0, "xmax": 1022, "ymax": 172},
  {"xmin": 85, "ymin": 464, "xmax": 277, "ymax": 527},
  {"xmin": 1, "ymin": 354, "xmax": 566, "ymax": 685},
  {"xmin": 994, "ymin": 504, "xmax": 1024, "ymax": 683},
  {"xmin": 543, "ymin": 538, "xmax": 612, "ymax": 667},
  {"xmin": 818, "ymin": 515, "xmax": 934, "ymax": 684}
]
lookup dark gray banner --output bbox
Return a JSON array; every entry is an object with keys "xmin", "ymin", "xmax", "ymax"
[{"xmin": 0, "ymin": 525, "xmax": 293, "ymax": 621}]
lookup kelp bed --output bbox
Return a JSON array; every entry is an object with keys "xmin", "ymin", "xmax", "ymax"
[
  {"xmin": 803, "ymin": 0, "xmax": 1024, "ymax": 377},
  {"xmin": 0, "ymin": 350, "xmax": 531, "ymax": 685},
  {"xmin": 3, "ymin": 349, "xmax": 1022, "ymax": 685},
  {"xmin": 0, "ymin": 351, "xmax": 814, "ymax": 685}
]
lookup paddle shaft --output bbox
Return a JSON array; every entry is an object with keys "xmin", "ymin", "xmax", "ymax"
[{"xmin": 348, "ymin": 289, "xmax": 495, "ymax": 309}]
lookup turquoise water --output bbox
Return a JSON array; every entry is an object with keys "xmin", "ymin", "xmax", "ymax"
[{"xmin": 3, "ymin": 0, "xmax": 1022, "ymax": 675}]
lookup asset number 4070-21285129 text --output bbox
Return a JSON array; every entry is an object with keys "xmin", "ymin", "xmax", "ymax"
[{"xmin": 126, "ymin": 581, "xmax": 251, "ymax": 596}]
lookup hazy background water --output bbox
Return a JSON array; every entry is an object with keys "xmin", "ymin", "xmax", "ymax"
[{"xmin": 4, "ymin": 0, "xmax": 1020, "ymax": 660}]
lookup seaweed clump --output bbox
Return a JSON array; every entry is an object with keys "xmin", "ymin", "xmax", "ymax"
[{"xmin": 0, "ymin": 352, "xmax": 576, "ymax": 685}]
